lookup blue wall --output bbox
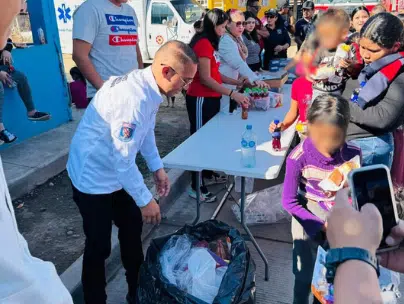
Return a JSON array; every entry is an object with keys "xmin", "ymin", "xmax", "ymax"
[{"xmin": 1, "ymin": 0, "xmax": 71, "ymax": 150}]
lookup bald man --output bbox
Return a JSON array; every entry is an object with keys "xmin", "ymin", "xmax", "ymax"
[{"xmin": 67, "ymin": 40, "xmax": 198, "ymax": 304}]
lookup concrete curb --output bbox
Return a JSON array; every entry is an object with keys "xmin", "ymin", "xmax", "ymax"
[
  {"xmin": 61, "ymin": 168, "xmax": 188, "ymax": 298},
  {"xmin": 7, "ymin": 147, "xmax": 69, "ymax": 200}
]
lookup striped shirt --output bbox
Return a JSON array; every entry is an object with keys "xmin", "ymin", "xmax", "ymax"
[
  {"xmin": 282, "ymin": 138, "xmax": 361, "ymax": 237},
  {"xmin": 242, "ymin": 34, "xmax": 261, "ymax": 65}
]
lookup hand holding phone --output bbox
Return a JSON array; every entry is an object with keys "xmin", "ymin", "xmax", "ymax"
[{"xmin": 348, "ymin": 165, "xmax": 399, "ymax": 253}]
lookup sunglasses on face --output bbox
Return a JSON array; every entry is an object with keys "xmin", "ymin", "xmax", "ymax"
[
  {"xmin": 265, "ymin": 15, "xmax": 276, "ymax": 19},
  {"xmin": 233, "ymin": 21, "xmax": 247, "ymax": 27}
]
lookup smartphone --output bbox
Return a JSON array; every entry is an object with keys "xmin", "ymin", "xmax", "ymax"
[{"xmin": 348, "ymin": 165, "xmax": 399, "ymax": 253}]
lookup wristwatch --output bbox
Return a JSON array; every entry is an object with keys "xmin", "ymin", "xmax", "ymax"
[{"xmin": 325, "ymin": 247, "xmax": 380, "ymax": 284}]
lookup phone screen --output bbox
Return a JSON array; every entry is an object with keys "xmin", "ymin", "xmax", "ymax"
[{"xmin": 352, "ymin": 168, "xmax": 397, "ymax": 250}]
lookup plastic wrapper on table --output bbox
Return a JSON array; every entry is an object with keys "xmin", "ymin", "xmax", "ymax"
[
  {"xmin": 231, "ymin": 184, "xmax": 291, "ymax": 225},
  {"xmin": 136, "ymin": 220, "xmax": 256, "ymax": 304}
]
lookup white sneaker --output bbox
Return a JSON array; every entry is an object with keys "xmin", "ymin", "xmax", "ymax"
[{"xmin": 188, "ymin": 187, "xmax": 217, "ymax": 203}]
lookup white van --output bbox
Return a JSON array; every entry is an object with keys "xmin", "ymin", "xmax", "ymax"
[{"xmin": 54, "ymin": 0, "xmax": 203, "ymax": 62}]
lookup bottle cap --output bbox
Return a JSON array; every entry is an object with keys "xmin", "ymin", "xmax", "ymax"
[
  {"xmin": 341, "ymin": 44, "xmax": 350, "ymax": 52},
  {"xmin": 360, "ymin": 81, "xmax": 366, "ymax": 87},
  {"xmin": 274, "ymin": 119, "xmax": 280, "ymax": 124},
  {"xmin": 246, "ymin": 125, "xmax": 252, "ymax": 130}
]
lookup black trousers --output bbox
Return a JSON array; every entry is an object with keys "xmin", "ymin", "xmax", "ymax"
[
  {"xmin": 72, "ymin": 185, "xmax": 144, "ymax": 304},
  {"xmin": 185, "ymin": 95, "xmax": 221, "ymax": 190}
]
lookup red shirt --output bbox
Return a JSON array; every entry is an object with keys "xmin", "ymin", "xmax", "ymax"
[
  {"xmin": 291, "ymin": 77, "xmax": 313, "ymax": 122},
  {"xmin": 187, "ymin": 38, "xmax": 222, "ymax": 98}
]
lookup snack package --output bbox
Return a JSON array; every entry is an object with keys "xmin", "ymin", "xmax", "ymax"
[
  {"xmin": 311, "ymin": 246, "xmax": 334, "ymax": 304},
  {"xmin": 269, "ymin": 92, "xmax": 283, "ymax": 108},
  {"xmin": 319, "ymin": 155, "xmax": 361, "ymax": 193}
]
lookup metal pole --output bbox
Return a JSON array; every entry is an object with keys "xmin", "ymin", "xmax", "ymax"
[
  {"xmin": 211, "ymin": 182, "xmax": 234, "ymax": 220},
  {"xmin": 240, "ymin": 177, "xmax": 269, "ymax": 281},
  {"xmin": 192, "ymin": 171, "xmax": 201, "ymax": 225}
]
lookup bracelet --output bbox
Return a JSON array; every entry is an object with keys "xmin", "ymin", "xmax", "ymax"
[{"xmin": 229, "ymin": 89, "xmax": 234, "ymax": 98}]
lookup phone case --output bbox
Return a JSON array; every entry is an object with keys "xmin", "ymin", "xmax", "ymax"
[{"xmin": 348, "ymin": 164, "xmax": 399, "ymax": 253}]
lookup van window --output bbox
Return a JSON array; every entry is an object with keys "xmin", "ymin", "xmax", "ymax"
[{"xmin": 151, "ymin": 3, "xmax": 175, "ymax": 25}]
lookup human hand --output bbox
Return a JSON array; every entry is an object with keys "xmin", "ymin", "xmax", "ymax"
[
  {"xmin": 339, "ymin": 58, "xmax": 353, "ymax": 69},
  {"xmin": 274, "ymin": 45, "xmax": 283, "ymax": 53},
  {"xmin": 378, "ymin": 220, "xmax": 404, "ymax": 273},
  {"xmin": 1, "ymin": 50, "xmax": 12, "ymax": 64},
  {"xmin": 327, "ymin": 189, "xmax": 383, "ymax": 255},
  {"xmin": 232, "ymin": 91, "xmax": 250, "ymax": 107},
  {"xmin": 253, "ymin": 80, "xmax": 270, "ymax": 89},
  {"xmin": 238, "ymin": 76, "xmax": 249, "ymax": 88},
  {"xmin": 0, "ymin": 71, "xmax": 12, "ymax": 86},
  {"xmin": 141, "ymin": 199, "xmax": 161, "ymax": 225},
  {"xmin": 269, "ymin": 120, "xmax": 283, "ymax": 133},
  {"xmin": 153, "ymin": 168, "xmax": 170, "ymax": 197}
]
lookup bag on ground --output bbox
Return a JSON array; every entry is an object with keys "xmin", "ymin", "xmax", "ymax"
[
  {"xmin": 137, "ymin": 220, "xmax": 256, "ymax": 304},
  {"xmin": 232, "ymin": 184, "xmax": 291, "ymax": 225}
]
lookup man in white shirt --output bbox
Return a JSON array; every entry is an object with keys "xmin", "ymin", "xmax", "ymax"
[
  {"xmin": 0, "ymin": 1, "xmax": 73, "ymax": 303},
  {"xmin": 67, "ymin": 40, "xmax": 197, "ymax": 304},
  {"xmin": 72, "ymin": 0, "xmax": 144, "ymax": 101}
]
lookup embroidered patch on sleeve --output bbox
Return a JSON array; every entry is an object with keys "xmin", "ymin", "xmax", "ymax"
[{"xmin": 117, "ymin": 123, "xmax": 136, "ymax": 142}]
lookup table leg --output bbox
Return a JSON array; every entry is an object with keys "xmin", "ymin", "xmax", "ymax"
[
  {"xmin": 192, "ymin": 171, "xmax": 201, "ymax": 225},
  {"xmin": 211, "ymin": 182, "xmax": 234, "ymax": 220},
  {"xmin": 240, "ymin": 177, "xmax": 269, "ymax": 281}
]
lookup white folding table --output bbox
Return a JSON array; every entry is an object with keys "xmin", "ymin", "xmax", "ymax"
[{"xmin": 163, "ymin": 85, "xmax": 296, "ymax": 281}]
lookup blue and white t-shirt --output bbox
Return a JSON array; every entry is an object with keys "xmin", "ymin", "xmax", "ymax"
[{"xmin": 73, "ymin": 0, "xmax": 139, "ymax": 98}]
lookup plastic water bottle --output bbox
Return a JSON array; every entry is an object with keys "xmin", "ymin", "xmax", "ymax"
[
  {"xmin": 241, "ymin": 125, "xmax": 257, "ymax": 168},
  {"xmin": 272, "ymin": 119, "xmax": 281, "ymax": 151},
  {"xmin": 350, "ymin": 81, "xmax": 366, "ymax": 104}
]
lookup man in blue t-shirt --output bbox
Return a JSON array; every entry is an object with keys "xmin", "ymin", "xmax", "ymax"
[{"xmin": 294, "ymin": 1, "xmax": 315, "ymax": 50}]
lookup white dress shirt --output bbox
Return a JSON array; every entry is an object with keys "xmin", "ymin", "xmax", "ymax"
[
  {"xmin": 67, "ymin": 66, "xmax": 163, "ymax": 207},
  {"xmin": 0, "ymin": 157, "xmax": 73, "ymax": 303}
]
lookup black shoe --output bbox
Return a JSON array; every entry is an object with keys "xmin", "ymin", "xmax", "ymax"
[
  {"xmin": 126, "ymin": 293, "xmax": 136, "ymax": 304},
  {"xmin": 0, "ymin": 129, "xmax": 17, "ymax": 144},
  {"xmin": 28, "ymin": 111, "xmax": 51, "ymax": 121}
]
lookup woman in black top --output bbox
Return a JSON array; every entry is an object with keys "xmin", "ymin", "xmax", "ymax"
[
  {"xmin": 344, "ymin": 13, "xmax": 404, "ymax": 168},
  {"xmin": 263, "ymin": 9, "xmax": 290, "ymax": 70}
]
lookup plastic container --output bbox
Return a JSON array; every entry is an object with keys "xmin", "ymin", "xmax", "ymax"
[
  {"xmin": 241, "ymin": 104, "xmax": 248, "ymax": 119},
  {"xmin": 350, "ymin": 81, "xmax": 366, "ymax": 104},
  {"xmin": 272, "ymin": 119, "xmax": 281, "ymax": 151},
  {"xmin": 241, "ymin": 125, "xmax": 257, "ymax": 168}
]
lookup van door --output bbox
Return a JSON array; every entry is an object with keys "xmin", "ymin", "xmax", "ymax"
[{"xmin": 146, "ymin": 1, "xmax": 179, "ymax": 59}]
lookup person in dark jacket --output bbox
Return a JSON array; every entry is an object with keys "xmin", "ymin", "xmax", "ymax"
[
  {"xmin": 263, "ymin": 9, "xmax": 291, "ymax": 70},
  {"xmin": 294, "ymin": 1, "xmax": 315, "ymax": 50},
  {"xmin": 344, "ymin": 13, "xmax": 404, "ymax": 168},
  {"xmin": 0, "ymin": 38, "xmax": 50, "ymax": 144}
]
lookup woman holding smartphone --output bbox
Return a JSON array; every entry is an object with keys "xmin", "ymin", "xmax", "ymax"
[
  {"xmin": 186, "ymin": 9, "xmax": 249, "ymax": 203},
  {"xmin": 343, "ymin": 13, "xmax": 404, "ymax": 168}
]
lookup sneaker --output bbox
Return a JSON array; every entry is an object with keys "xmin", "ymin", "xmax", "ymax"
[
  {"xmin": 188, "ymin": 186, "xmax": 217, "ymax": 203},
  {"xmin": 28, "ymin": 111, "xmax": 51, "ymax": 121},
  {"xmin": 204, "ymin": 172, "xmax": 227, "ymax": 186},
  {"xmin": 0, "ymin": 129, "xmax": 17, "ymax": 144}
]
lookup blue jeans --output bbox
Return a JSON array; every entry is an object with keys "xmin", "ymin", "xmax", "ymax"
[{"xmin": 350, "ymin": 133, "xmax": 394, "ymax": 168}]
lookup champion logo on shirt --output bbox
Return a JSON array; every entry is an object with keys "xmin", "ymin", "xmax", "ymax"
[
  {"xmin": 105, "ymin": 14, "xmax": 135, "ymax": 26},
  {"xmin": 109, "ymin": 35, "xmax": 138, "ymax": 46},
  {"xmin": 110, "ymin": 25, "xmax": 137, "ymax": 34}
]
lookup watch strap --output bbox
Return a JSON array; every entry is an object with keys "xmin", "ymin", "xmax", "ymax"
[{"xmin": 325, "ymin": 247, "xmax": 380, "ymax": 284}]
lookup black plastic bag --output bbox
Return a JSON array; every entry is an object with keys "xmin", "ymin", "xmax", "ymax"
[{"xmin": 137, "ymin": 220, "xmax": 256, "ymax": 304}]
